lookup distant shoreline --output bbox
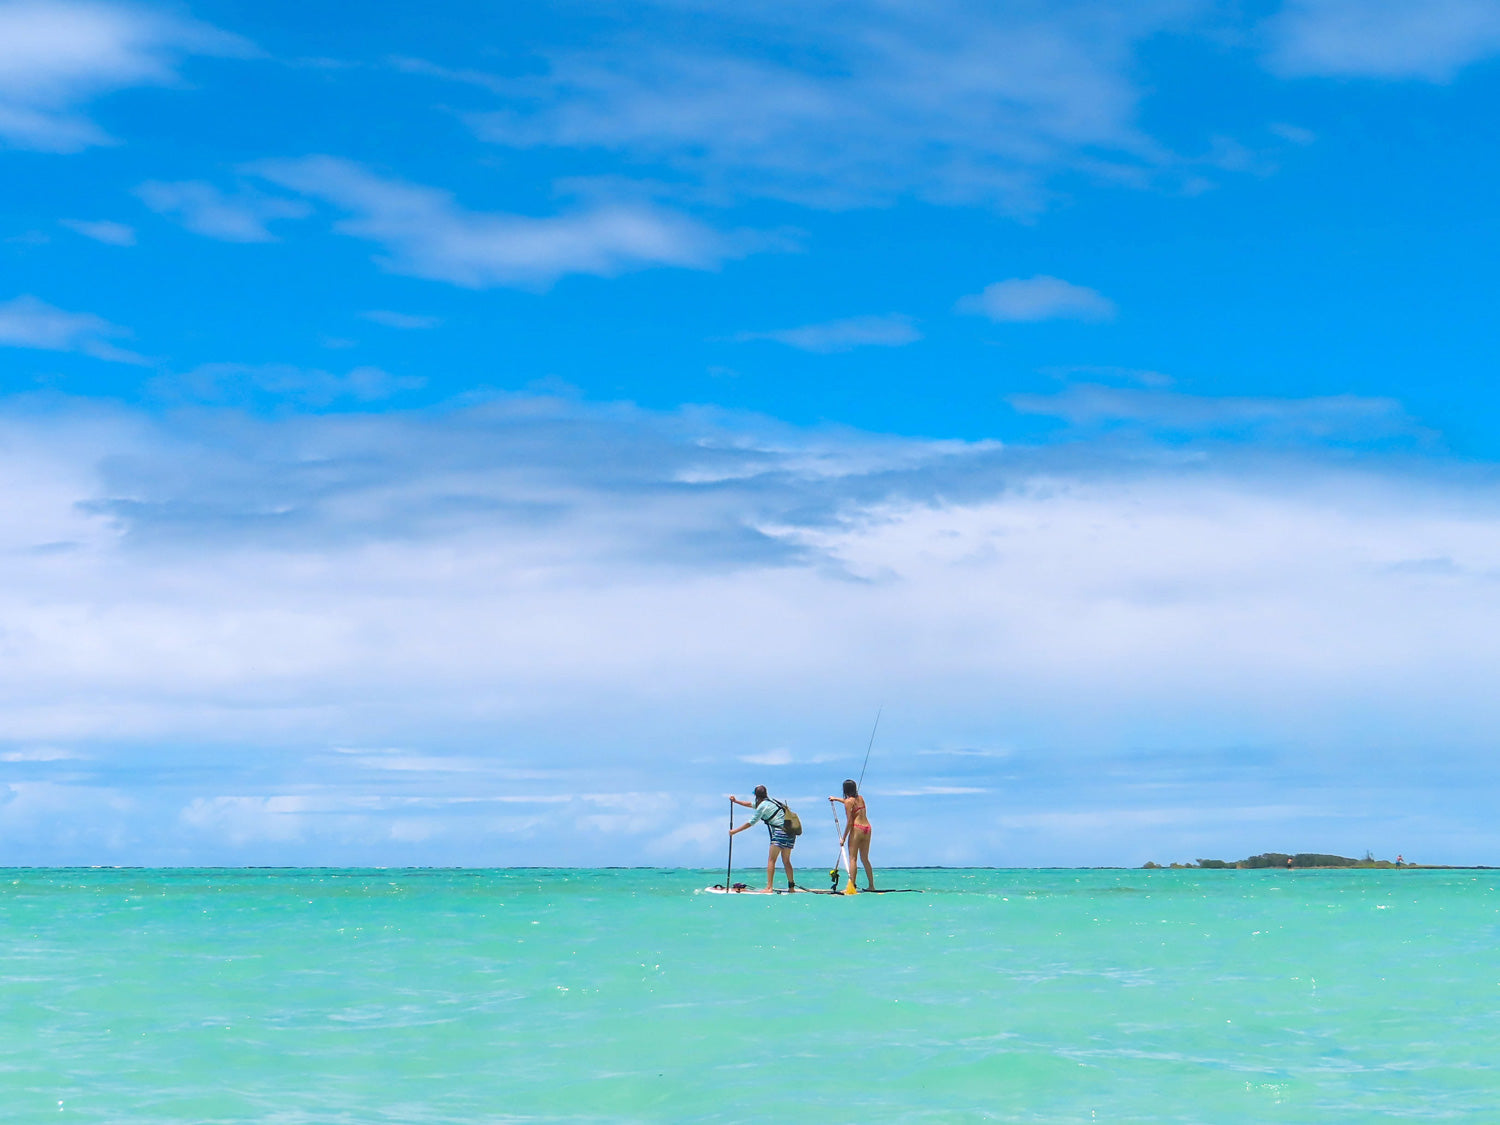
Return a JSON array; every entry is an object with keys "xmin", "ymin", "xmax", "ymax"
[{"xmin": 1140, "ymin": 851, "xmax": 1489, "ymax": 870}]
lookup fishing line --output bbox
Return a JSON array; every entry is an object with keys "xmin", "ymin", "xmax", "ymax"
[{"xmin": 858, "ymin": 707, "xmax": 881, "ymax": 789}]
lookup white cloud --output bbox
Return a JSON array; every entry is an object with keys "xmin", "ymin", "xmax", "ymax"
[
  {"xmin": 136, "ymin": 180, "xmax": 309, "ymax": 242},
  {"xmin": 882, "ymin": 786, "xmax": 990, "ymax": 797},
  {"xmin": 734, "ymin": 314, "xmax": 920, "ymax": 353},
  {"xmin": 0, "ymin": 0, "xmax": 252, "ymax": 152},
  {"xmin": 0, "ymin": 746, "xmax": 84, "ymax": 761},
  {"xmin": 455, "ymin": 1, "xmax": 1199, "ymax": 213},
  {"xmin": 360, "ymin": 310, "xmax": 440, "ymax": 330},
  {"xmin": 0, "ymin": 782, "xmax": 134, "ymax": 857},
  {"xmin": 60, "ymin": 218, "xmax": 136, "ymax": 245},
  {"xmin": 1265, "ymin": 0, "xmax": 1500, "ymax": 80},
  {"xmin": 249, "ymin": 156, "xmax": 748, "ymax": 288},
  {"xmin": 4, "ymin": 395, "xmax": 1500, "ymax": 862},
  {"xmin": 0, "ymin": 294, "xmax": 146, "ymax": 363},
  {"xmin": 741, "ymin": 748, "xmax": 793, "ymax": 766},
  {"xmin": 957, "ymin": 275, "xmax": 1116, "ymax": 322},
  {"xmin": 179, "ymin": 795, "xmax": 311, "ymax": 844},
  {"xmin": 342, "ymin": 752, "xmax": 489, "ymax": 773}
]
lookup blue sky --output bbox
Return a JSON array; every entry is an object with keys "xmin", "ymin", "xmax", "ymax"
[{"xmin": 6, "ymin": 0, "xmax": 1500, "ymax": 866}]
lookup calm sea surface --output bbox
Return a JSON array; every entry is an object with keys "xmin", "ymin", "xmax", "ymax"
[{"xmin": 1, "ymin": 867, "xmax": 1497, "ymax": 1122}]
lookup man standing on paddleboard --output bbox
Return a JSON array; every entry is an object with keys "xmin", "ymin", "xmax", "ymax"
[{"xmin": 729, "ymin": 785, "xmax": 796, "ymax": 892}]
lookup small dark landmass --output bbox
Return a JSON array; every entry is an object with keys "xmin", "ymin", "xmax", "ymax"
[{"xmin": 1142, "ymin": 852, "xmax": 1449, "ymax": 870}]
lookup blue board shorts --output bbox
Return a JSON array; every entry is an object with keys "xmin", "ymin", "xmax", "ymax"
[{"xmin": 769, "ymin": 827, "xmax": 796, "ymax": 850}]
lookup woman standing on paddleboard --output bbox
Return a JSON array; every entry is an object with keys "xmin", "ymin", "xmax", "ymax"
[
  {"xmin": 830, "ymin": 779, "xmax": 874, "ymax": 893},
  {"xmin": 729, "ymin": 785, "xmax": 796, "ymax": 892}
]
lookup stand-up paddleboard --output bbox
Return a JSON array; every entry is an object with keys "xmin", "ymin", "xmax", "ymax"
[
  {"xmin": 703, "ymin": 885, "xmax": 840, "ymax": 894},
  {"xmin": 702, "ymin": 885, "xmax": 917, "ymax": 894}
]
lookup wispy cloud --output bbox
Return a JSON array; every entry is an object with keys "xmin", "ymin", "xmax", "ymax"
[
  {"xmin": 1010, "ymin": 383, "xmax": 1413, "ymax": 441},
  {"xmin": 389, "ymin": 55, "xmax": 507, "ymax": 93},
  {"xmin": 958, "ymin": 276, "xmax": 1116, "ymax": 322},
  {"xmin": 0, "ymin": 746, "xmax": 84, "ymax": 762},
  {"xmin": 1041, "ymin": 364, "xmax": 1172, "ymax": 388},
  {"xmin": 0, "ymin": 0, "xmax": 253, "ymax": 152},
  {"xmin": 0, "ymin": 294, "xmax": 146, "ymax": 363},
  {"xmin": 916, "ymin": 747, "xmax": 1010, "ymax": 758},
  {"xmin": 360, "ymin": 310, "xmax": 441, "ymax": 330},
  {"xmin": 734, "ymin": 314, "xmax": 920, "ymax": 353},
  {"xmin": 740, "ymin": 748, "xmax": 793, "ymax": 766},
  {"xmin": 882, "ymin": 786, "xmax": 990, "ymax": 797},
  {"xmin": 60, "ymin": 218, "xmax": 136, "ymax": 246},
  {"xmin": 1268, "ymin": 122, "xmax": 1317, "ymax": 146},
  {"xmin": 158, "ymin": 361, "xmax": 426, "ymax": 407},
  {"xmin": 136, "ymin": 180, "xmax": 309, "ymax": 242},
  {"xmin": 1265, "ymin": 0, "xmax": 1500, "ymax": 80},
  {"xmin": 249, "ymin": 156, "xmax": 752, "ymax": 288},
  {"xmin": 453, "ymin": 2, "xmax": 1201, "ymax": 213}
]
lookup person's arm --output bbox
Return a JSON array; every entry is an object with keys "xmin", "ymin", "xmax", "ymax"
[
  {"xmin": 728, "ymin": 801, "xmax": 763, "ymax": 835},
  {"xmin": 730, "ymin": 795, "xmax": 756, "ymax": 809}
]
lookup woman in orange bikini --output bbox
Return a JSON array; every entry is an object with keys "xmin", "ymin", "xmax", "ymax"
[{"xmin": 829, "ymin": 778, "xmax": 874, "ymax": 893}]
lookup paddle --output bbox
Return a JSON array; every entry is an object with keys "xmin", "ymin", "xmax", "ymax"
[
  {"xmin": 828, "ymin": 801, "xmax": 844, "ymax": 891},
  {"xmin": 726, "ymin": 796, "xmax": 735, "ymax": 892}
]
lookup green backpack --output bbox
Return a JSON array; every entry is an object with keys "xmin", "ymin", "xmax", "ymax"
[{"xmin": 771, "ymin": 799, "xmax": 803, "ymax": 837}]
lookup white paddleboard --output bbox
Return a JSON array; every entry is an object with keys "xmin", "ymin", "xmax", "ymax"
[{"xmin": 702, "ymin": 885, "xmax": 840, "ymax": 894}]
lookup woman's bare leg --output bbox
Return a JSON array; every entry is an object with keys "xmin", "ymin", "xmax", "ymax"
[
  {"xmin": 781, "ymin": 850, "xmax": 795, "ymax": 889},
  {"xmin": 764, "ymin": 847, "xmax": 777, "ymax": 891},
  {"xmin": 857, "ymin": 832, "xmax": 875, "ymax": 890}
]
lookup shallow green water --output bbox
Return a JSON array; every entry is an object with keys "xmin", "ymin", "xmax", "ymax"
[{"xmin": 1, "ymin": 868, "xmax": 1497, "ymax": 1122}]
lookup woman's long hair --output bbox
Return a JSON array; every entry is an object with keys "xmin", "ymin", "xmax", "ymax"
[
  {"xmin": 842, "ymin": 779, "xmax": 858, "ymax": 798},
  {"xmin": 753, "ymin": 784, "xmax": 768, "ymax": 802}
]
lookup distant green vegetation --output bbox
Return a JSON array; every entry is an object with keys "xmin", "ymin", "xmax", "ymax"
[{"xmin": 1142, "ymin": 852, "xmax": 1409, "ymax": 870}]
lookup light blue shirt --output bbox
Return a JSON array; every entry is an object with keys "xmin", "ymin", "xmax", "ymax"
[{"xmin": 747, "ymin": 799, "xmax": 785, "ymax": 829}]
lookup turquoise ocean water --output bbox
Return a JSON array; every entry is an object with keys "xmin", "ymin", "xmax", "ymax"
[{"xmin": 2, "ymin": 867, "xmax": 1497, "ymax": 1122}]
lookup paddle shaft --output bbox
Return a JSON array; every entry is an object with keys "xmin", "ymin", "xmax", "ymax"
[
  {"xmin": 829, "ymin": 802, "xmax": 844, "ymax": 890},
  {"xmin": 726, "ymin": 797, "xmax": 734, "ymax": 889}
]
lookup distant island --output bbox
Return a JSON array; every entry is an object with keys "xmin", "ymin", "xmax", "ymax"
[{"xmin": 1144, "ymin": 852, "xmax": 1418, "ymax": 870}]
